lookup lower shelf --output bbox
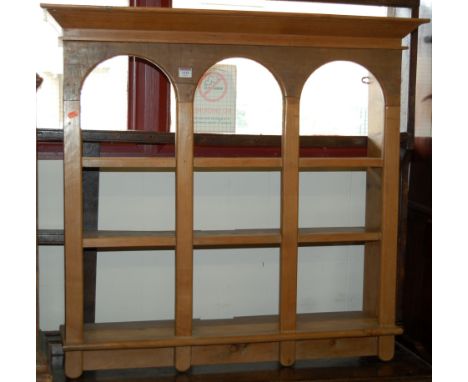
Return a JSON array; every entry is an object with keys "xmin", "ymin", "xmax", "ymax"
[
  {"xmin": 60, "ymin": 312, "xmax": 401, "ymax": 372},
  {"xmin": 78, "ymin": 336, "xmax": 383, "ymax": 371},
  {"xmin": 62, "ymin": 311, "xmax": 401, "ymax": 351}
]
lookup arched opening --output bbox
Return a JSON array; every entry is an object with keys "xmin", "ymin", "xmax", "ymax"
[
  {"xmin": 191, "ymin": 58, "xmax": 282, "ymax": 320},
  {"xmin": 297, "ymin": 61, "xmax": 385, "ymax": 315},
  {"xmin": 300, "ymin": 61, "xmax": 384, "ymax": 136},
  {"xmin": 170, "ymin": 57, "xmax": 283, "ymax": 135},
  {"xmin": 81, "ymin": 55, "xmax": 175, "ymax": 132},
  {"xmin": 81, "ymin": 56, "xmax": 176, "ymax": 323},
  {"xmin": 81, "ymin": 56, "xmax": 129, "ymax": 131}
]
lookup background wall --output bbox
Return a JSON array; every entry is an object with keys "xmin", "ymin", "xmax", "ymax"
[{"xmin": 38, "ymin": 160, "xmax": 366, "ymax": 330}]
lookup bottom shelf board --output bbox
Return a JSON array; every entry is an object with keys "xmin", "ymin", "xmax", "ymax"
[
  {"xmin": 63, "ymin": 311, "xmax": 401, "ymax": 351},
  {"xmin": 54, "ymin": 340, "xmax": 432, "ymax": 377},
  {"xmin": 80, "ymin": 336, "xmax": 381, "ymax": 371}
]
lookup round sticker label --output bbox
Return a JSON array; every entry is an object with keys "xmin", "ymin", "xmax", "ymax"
[{"xmin": 198, "ymin": 70, "xmax": 228, "ymax": 102}]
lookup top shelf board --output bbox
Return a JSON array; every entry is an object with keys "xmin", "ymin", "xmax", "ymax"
[{"xmin": 41, "ymin": 4, "xmax": 428, "ymax": 49}]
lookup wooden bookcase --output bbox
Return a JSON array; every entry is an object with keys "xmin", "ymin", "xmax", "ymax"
[{"xmin": 42, "ymin": 4, "xmax": 427, "ymax": 378}]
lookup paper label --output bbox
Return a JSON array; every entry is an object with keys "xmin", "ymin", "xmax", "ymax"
[{"xmin": 178, "ymin": 67, "xmax": 192, "ymax": 78}]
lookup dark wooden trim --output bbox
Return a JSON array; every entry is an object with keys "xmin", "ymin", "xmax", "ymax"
[
  {"xmin": 405, "ymin": 5, "xmax": 420, "ymax": 150},
  {"xmin": 395, "ymin": 3, "xmax": 420, "ymax": 325},
  {"xmin": 37, "ymin": 129, "xmax": 64, "ymax": 142},
  {"xmin": 37, "ymin": 130, "xmax": 406, "ymax": 159},
  {"xmin": 37, "ymin": 129, "xmax": 374, "ymax": 158},
  {"xmin": 408, "ymin": 200, "xmax": 431, "ymax": 216},
  {"xmin": 37, "ymin": 128, "xmax": 407, "ymax": 146},
  {"xmin": 37, "ymin": 229, "xmax": 64, "ymax": 246},
  {"xmin": 36, "ymin": 73, "xmax": 43, "ymax": 90},
  {"xmin": 130, "ymin": 0, "xmax": 172, "ymax": 7},
  {"xmin": 400, "ymin": 134, "xmax": 432, "ymax": 361},
  {"xmin": 396, "ymin": 146, "xmax": 412, "ymax": 324},
  {"xmin": 37, "ymin": 128, "xmax": 370, "ymax": 147},
  {"xmin": 41, "ymin": 330, "xmax": 64, "ymax": 358},
  {"xmin": 82, "ymin": 143, "xmax": 101, "ymax": 324}
]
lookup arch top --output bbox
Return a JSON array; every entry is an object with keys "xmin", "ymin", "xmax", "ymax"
[
  {"xmin": 62, "ymin": 47, "xmax": 178, "ymax": 101},
  {"xmin": 192, "ymin": 57, "xmax": 284, "ymax": 135},
  {"xmin": 299, "ymin": 60, "xmax": 385, "ymax": 137},
  {"xmin": 197, "ymin": 56, "xmax": 286, "ymax": 100},
  {"xmin": 299, "ymin": 60, "xmax": 385, "ymax": 103}
]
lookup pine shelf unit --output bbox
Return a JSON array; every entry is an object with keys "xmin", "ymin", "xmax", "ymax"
[{"xmin": 42, "ymin": 3, "xmax": 427, "ymax": 378}]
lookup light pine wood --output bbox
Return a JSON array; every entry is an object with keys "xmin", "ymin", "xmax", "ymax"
[
  {"xmin": 62, "ymin": 312, "xmax": 402, "ymax": 351},
  {"xmin": 82, "ymin": 156, "xmax": 280, "ymax": 170},
  {"xmin": 83, "ymin": 348, "xmax": 174, "ymax": 370},
  {"xmin": 62, "ymin": 29, "xmax": 408, "ymax": 49},
  {"xmin": 64, "ymin": 351, "xmax": 82, "ymax": 379},
  {"xmin": 79, "ymin": 337, "xmax": 378, "ymax": 371},
  {"xmin": 81, "ymin": 227, "xmax": 379, "ymax": 249},
  {"xmin": 377, "ymin": 106, "xmax": 401, "ymax": 361},
  {"xmin": 65, "ymin": 325, "xmax": 402, "ymax": 351},
  {"xmin": 299, "ymin": 227, "xmax": 381, "ymax": 244},
  {"xmin": 175, "ymin": 101, "xmax": 194, "ymax": 372},
  {"xmin": 82, "ymin": 156, "xmax": 175, "ymax": 169},
  {"xmin": 83, "ymin": 156, "xmax": 381, "ymax": 171},
  {"xmin": 363, "ymin": 71, "xmax": 386, "ymax": 319},
  {"xmin": 194, "ymin": 157, "xmax": 281, "ymax": 171},
  {"xmin": 378, "ymin": 335, "xmax": 396, "ymax": 361},
  {"xmin": 83, "ymin": 230, "xmax": 175, "ymax": 248},
  {"xmin": 45, "ymin": 4, "xmax": 427, "ymax": 377},
  {"xmin": 279, "ymin": 96, "xmax": 300, "ymax": 366},
  {"xmin": 295, "ymin": 337, "xmax": 377, "ymax": 359},
  {"xmin": 41, "ymin": 4, "xmax": 427, "ymax": 48},
  {"xmin": 363, "ymin": 68, "xmax": 401, "ymax": 361},
  {"xmin": 299, "ymin": 157, "xmax": 383, "ymax": 170},
  {"xmin": 63, "ymin": 99, "xmax": 84, "ymax": 378},
  {"xmin": 194, "ymin": 229, "xmax": 280, "ymax": 247},
  {"xmin": 192, "ymin": 342, "xmax": 280, "ymax": 366}
]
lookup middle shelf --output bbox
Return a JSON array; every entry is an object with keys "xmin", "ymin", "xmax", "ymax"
[
  {"xmin": 82, "ymin": 156, "xmax": 383, "ymax": 171},
  {"xmin": 81, "ymin": 227, "xmax": 380, "ymax": 249}
]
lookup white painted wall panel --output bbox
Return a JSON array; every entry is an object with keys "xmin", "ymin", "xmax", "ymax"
[{"xmin": 38, "ymin": 161, "xmax": 366, "ymax": 330}]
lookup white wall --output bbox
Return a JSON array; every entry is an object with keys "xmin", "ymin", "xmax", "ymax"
[{"xmin": 38, "ymin": 160, "xmax": 366, "ymax": 330}]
